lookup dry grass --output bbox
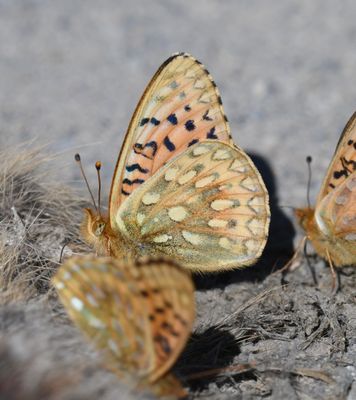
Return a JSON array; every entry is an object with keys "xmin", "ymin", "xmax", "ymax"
[{"xmin": 0, "ymin": 144, "xmax": 87, "ymax": 304}]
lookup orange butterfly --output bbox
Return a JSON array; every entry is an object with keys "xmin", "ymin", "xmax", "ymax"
[
  {"xmin": 79, "ymin": 53, "xmax": 270, "ymax": 272},
  {"xmin": 295, "ymin": 111, "xmax": 356, "ymax": 275},
  {"xmin": 53, "ymin": 255, "xmax": 194, "ymax": 398}
]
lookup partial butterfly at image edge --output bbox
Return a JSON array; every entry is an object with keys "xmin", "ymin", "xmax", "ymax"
[{"xmin": 295, "ymin": 110, "xmax": 356, "ymax": 269}]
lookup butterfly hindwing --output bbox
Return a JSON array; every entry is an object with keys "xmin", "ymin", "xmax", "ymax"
[
  {"xmin": 114, "ymin": 140, "xmax": 270, "ymax": 271},
  {"xmin": 52, "ymin": 256, "xmax": 195, "ymax": 385},
  {"xmin": 109, "ymin": 53, "xmax": 232, "ymax": 223},
  {"xmin": 315, "ymin": 172, "xmax": 356, "ymax": 241}
]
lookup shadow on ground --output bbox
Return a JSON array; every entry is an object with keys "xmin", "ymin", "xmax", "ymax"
[{"xmin": 175, "ymin": 326, "xmax": 242, "ymax": 392}]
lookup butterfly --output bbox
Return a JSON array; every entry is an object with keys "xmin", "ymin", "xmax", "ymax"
[
  {"xmin": 52, "ymin": 255, "xmax": 195, "ymax": 398},
  {"xmin": 295, "ymin": 111, "xmax": 356, "ymax": 272},
  {"xmin": 80, "ymin": 53, "xmax": 270, "ymax": 272}
]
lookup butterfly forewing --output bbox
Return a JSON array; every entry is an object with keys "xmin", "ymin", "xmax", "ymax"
[
  {"xmin": 317, "ymin": 111, "xmax": 356, "ymax": 203},
  {"xmin": 53, "ymin": 257, "xmax": 151, "ymax": 378},
  {"xmin": 52, "ymin": 256, "xmax": 195, "ymax": 385},
  {"xmin": 109, "ymin": 53, "xmax": 232, "ymax": 221},
  {"xmin": 115, "ymin": 140, "xmax": 270, "ymax": 271}
]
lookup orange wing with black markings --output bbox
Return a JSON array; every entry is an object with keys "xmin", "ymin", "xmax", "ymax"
[
  {"xmin": 52, "ymin": 255, "xmax": 195, "ymax": 396},
  {"xmin": 317, "ymin": 111, "xmax": 356, "ymax": 203},
  {"xmin": 109, "ymin": 53, "xmax": 232, "ymax": 224}
]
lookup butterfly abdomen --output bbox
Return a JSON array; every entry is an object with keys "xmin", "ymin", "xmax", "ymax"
[{"xmin": 312, "ymin": 234, "xmax": 356, "ymax": 267}]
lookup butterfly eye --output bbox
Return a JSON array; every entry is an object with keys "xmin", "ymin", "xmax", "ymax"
[{"xmin": 94, "ymin": 222, "xmax": 105, "ymax": 237}]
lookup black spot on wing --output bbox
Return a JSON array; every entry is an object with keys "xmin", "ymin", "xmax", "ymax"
[
  {"xmin": 161, "ymin": 322, "xmax": 180, "ymax": 337},
  {"xmin": 163, "ymin": 136, "xmax": 176, "ymax": 152},
  {"xmin": 134, "ymin": 143, "xmax": 143, "ymax": 150},
  {"xmin": 188, "ymin": 139, "xmax": 199, "ymax": 147},
  {"xmin": 228, "ymin": 220, "xmax": 237, "ymax": 228},
  {"xmin": 126, "ymin": 163, "xmax": 149, "ymax": 173},
  {"xmin": 338, "ymin": 157, "xmax": 356, "ymax": 176},
  {"xmin": 333, "ymin": 169, "xmax": 348, "ymax": 180},
  {"xmin": 122, "ymin": 178, "xmax": 145, "ymax": 186},
  {"xmin": 346, "ymin": 157, "xmax": 356, "ymax": 171},
  {"xmin": 167, "ymin": 113, "xmax": 178, "ymax": 125},
  {"xmin": 348, "ymin": 162, "xmax": 356, "ymax": 172},
  {"xmin": 207, "ymin": 127, "xmax": 218, "ymax": 139},
  {"xmin": 185, "ymin": 120, "xmax": 196, "ymax": 131},
  {"xmin": 164, "ymin": 300, "xmax": 173, "ymax": 309},
  {"xmin": 121, "ymin": 189, "xmax": 130, "ymax": 196},
  {"xmin": 154, "ymin": 334, "xmax": 172, "ymax": 355},
  {"xmin": 161, "ymin": 321, "xmax": 172, "ymax": 330},
  {"xmin": 184, "ymin": 105, "xmax": 191, "ymax": 112},
  {"xmin": 134, "ymin": 141, "xmax": 158, "ymax": 158},
  {"xmin": 150, "ymin": 117, "xmax": 160, "ymax": 126},
  {"xmin": 169, "ymin": 80, "xmax": 179, "ymax": 89},
  {"xmin": 217, "ymin": 96, "xmax": 222, "ymax": 105},
  {"xmin": 140, "ymin": 117, "xmax": 149, "ymax": 126},
  {"xmin": 202, "ymin": 110, "xmax": 213, "ymax": 121}
]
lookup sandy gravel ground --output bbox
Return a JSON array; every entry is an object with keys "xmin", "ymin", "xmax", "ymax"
[{"xmin": 0, "ymin": 1, "xmax": 355, "ymax": 399}]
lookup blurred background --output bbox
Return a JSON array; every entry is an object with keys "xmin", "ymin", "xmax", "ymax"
[{"xmin": 1, "ymin": 0, "xmax": 356, "ymax": 211}]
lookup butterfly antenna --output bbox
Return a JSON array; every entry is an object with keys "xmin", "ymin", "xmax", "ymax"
[
  {"xmin": 306, "ymin": 156, "xmax": 312, "ymax": 208},
  {"xmin": 75, "ymin": 153, "xmax": 98, "ymax": 212},
  {"xmin": 95, "ymin": 161, "xmax": 102, "ymax": 217}
]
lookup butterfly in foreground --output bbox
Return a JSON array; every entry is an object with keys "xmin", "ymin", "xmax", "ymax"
[
  {"xmin": 53, "ymin": 255, "xmax": 195, "ymax": 398},
  {"xmin": 295, "ymin": 111, "xmax": 356, "ymax": 275},
  {"xmin": 80, "ymin": 53, "xmax": 270, "ymax": 271}
]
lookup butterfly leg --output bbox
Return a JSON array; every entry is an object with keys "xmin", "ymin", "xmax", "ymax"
[
  {"xmin": 326, "ymin": 249, "xmax": 338, "ymax": 294},
  {"xmin": 186, "ymin": 362, "xmax": 256, "ymax": 381},
  {"xmin": 303, "ymin": 239, "xmax": 317, "ymax": 285}
]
